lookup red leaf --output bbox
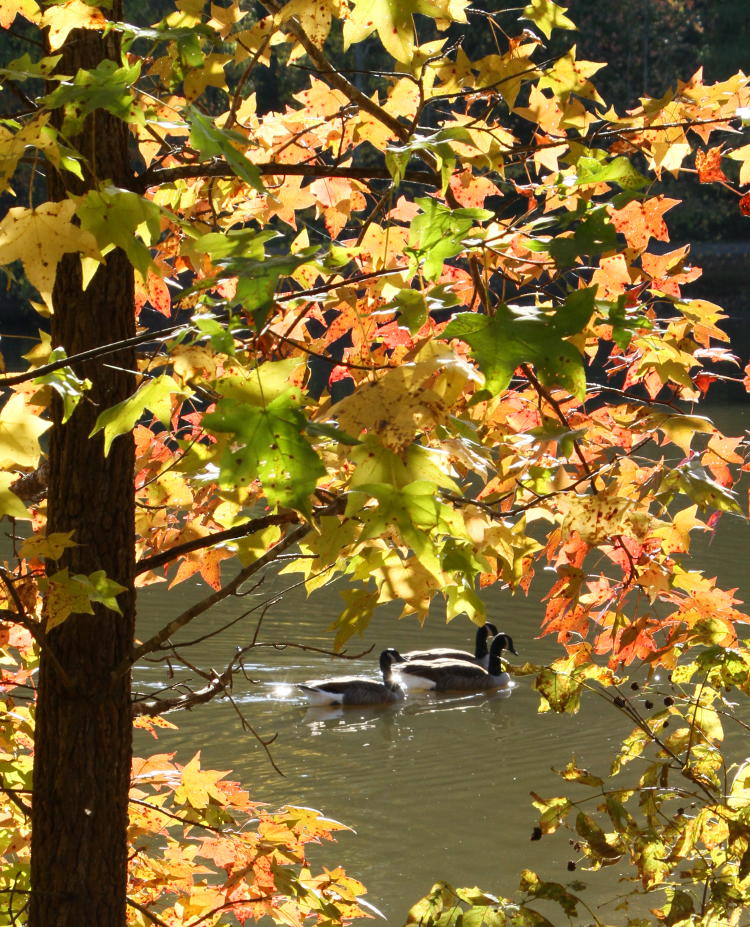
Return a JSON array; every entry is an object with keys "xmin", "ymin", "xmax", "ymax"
[{"xmin": 740, "ymin": 192, "xmax": 750, "ymax": 216}]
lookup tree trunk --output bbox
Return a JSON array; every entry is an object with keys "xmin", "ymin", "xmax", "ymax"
[{"xmin": 29, "ymin": 14, "xmax": 136, "ymax": 927}]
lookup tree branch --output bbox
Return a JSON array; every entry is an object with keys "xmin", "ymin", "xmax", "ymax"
[
  {"xmin": 131, "ymin": 667, "xmax": 232, "ymax": 716},
  {"xmin": 135, "ymin": 512, "xmax": 300, "ymax": 575},
  {"xmin": 134, "ymin": 160, "xmax": 437, "ymax": 193}
]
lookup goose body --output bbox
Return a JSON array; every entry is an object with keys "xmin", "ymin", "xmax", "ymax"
[
  {"xmin": 400, "ymin": 622, "xmax": 499, "ymax": 669},
  {"xmin": 297, "ymin": 649, "xmax": 405, "ymax": 706},
  {"xmin": 394, "ymin": 633, "xmax": 517, "ymax": 693}
]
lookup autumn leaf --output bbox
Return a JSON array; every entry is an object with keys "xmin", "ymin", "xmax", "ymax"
[
  {"xmin": 0, "ymin": 202, "xmax": 100, "ymax": 311},
  {"xmin": 343, "ymin": 0, "xmax": 468, "ymax": 63},
  {"xmin": 521, "ymin": 0, "xmax": 575, "ymax": 38},
  {"xmin": 0, "ymin": 0, "xmax": 39, "ymax": 28},
  {"xmin": 0, "ymin": 473, "xmax": 29, "ymax": 520},
  {"xmin": 92, "ymin": 375, "xmax": 191, "ymax": 455},
  {"xmin": 695, "ymin": 146, "xmax": 728, "ymax": 183},
  {"xmin": 41, "ymin": 0, "xmax": 106, "ymax": 50},
  {"xmin": 608, "ymin": 195, "xmax": 680, "ymax": 251},
  {"xmin": 0, "ymin": 393, "xmax": 51, "ymax": 469}
]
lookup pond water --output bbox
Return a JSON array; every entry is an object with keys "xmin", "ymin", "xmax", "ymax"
[{"xmin": 134, "ymin": 404, "xmax": 750, "ymax": 924}]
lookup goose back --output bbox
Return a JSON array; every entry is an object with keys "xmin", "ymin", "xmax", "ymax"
[
  {"xmin": 395, "ymin": 633, "xmax": 517, "ymax": 692},
  {"xmin": 297, "ymin": 649, "xmax": 404, "ymax": 706},
  {"xmin": 400, "ymin": 622, "xmax": 499, "ymax": 668}
]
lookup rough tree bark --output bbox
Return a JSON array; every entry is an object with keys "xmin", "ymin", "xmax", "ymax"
[{"xmin": 29, "ymin": 10, "xmax": 137, "ymax": 926}]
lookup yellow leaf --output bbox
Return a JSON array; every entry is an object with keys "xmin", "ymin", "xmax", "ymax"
[
  {"xmin": 20, "ymin": 531, "xmax": 77, "ymax": 561},
  {"xmin": 0, "ymin": 202, "xmax": 101, "ymax": 312},
  {"xmin": 22, "ymin": 330, "xmax": 52, "ymax": 368},
  {"xmin": 0, "ymin": 115, "xmax": 52, "ymax": 194},
  {"xmin": 41, "ymin": 0, "xmax": 107, "ymax": 50},
  {"xmin": 174, "ymin": 753, "xmax": 229, "ymax": 809},
  {"xmin": 728, "ymin": 142, "xmax": 750, "ymax": 186},
  {"xmin": 0, "ymin": 0, "xmax": 39, "ymax": 28},
  {"xmin": 0, "ymin": 393, "xmax": 51, "ymax": 469},
  {"xmin": 0, "ymin": 472, "xmax": 30, "ymax": 520},
  {"xmin": 521, "ymin": 0, "xmax": 575, "ymax": 38},
  {"xmin": 343, "ymin": 0, "xmax": 468, "ymax": 64}
]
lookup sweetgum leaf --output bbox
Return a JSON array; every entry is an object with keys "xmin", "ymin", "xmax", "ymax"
[
  {"xmin": 443, "ymin": 288, "xmax": 595, "ymax": 398},
  {"xmin": 186, "ymin": 105, "xmax": 263, "ymax": 192},
  {"xmin": 203, "ymin": 393, "xmax": 324, "ymax": 513},
  {"xmin": 91, "ymin": 375, "xmax": 190, "ymax": 456},
  {"xmin": 43, "ymin": 59, "xmax": 142, "ymax": 135},
  {"xmin": 76, "ymin": 186, "xmax": 163, "ymax": 278}
]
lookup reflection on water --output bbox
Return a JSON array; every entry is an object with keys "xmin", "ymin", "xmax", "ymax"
[{"xmin": 134, "ymin": 404, "xmax": 750, "ymax": 924}]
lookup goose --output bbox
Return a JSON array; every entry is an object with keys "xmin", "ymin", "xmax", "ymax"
[
  {"xmin": 296, "ymin": 649, "xmax": 405, "ymax": 706},
  {"xmin": 400, "ymin": 622, "xmax": 499, "ymax": 668},
  {"xmin": 394, "ymin": 633, "xmax": 518, "ymax": 693}
]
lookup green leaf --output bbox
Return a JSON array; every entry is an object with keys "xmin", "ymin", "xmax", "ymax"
[
  {"xmin": 76, "ymin": 186, "xmax": 163, "ymax": 278},
  {"xmin": 573, "ymin": 154, "xmax": 648, "ymax": 190},
  {"xmin": 443, "ymin": 288, "xmax": 595, "ymax": 399},
  {"xmin": 387, "ymin": 128, "xmax": 477, "ymax": 192},
  {"xmin": 548, "ymin": 206, "xmax": 617, "ymax": 268},
  {"xmin": 661, "ymin": 459, "xmax": 743, "ymax": 514},
  {"xmin": 408, "ymin": 197, "xmax": 492, "ymax": 279},
  {"xmin": 43, "ymin": 59, "xmax": 142, "ymax": 135},
  {"xmin": 34, "ymin": 348, "xmax": 91, "ymax": 423},
  {"xmin": 91, "ymin": 375, "xmax": 191, "ymax": 455},
  {"xmin": 203, "ymin": 392, "xmax": 325, "ymax": 513},
  {"xmin": 186, "ymin": 105, "xmax": 264, "ymax": 192},
  {"xmin": 212, "ymin": 358, "xmax": 306, "ymax": 407}
]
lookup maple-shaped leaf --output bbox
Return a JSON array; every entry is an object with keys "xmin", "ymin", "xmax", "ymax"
[
  {"xmin": 0, "ymin": 393, "xmax": 51, "ymax": 468},
  {"xmin": 174, "ymin": 753, "xmax": 230, "ymax": 810},
  {"xmin": 34, "ymin": 347, "xmax": 92, "ymax": 423},
  {"xmin": 727, "ymin": 143, "xmax": 750, "ymax": 186},
  {"xmin": 43, "ymin": 59, "xmax": 142, "ymax": 135},
  {"xmin": 547, "ymin": 205, "xmax": 617, "ymax": 267},
  {"xmin": 0, "ymin": 472, "xmax": 29, "ymax": 520},
  {"xmin": 343, "ymin": 0, "xmax": 468, "ymax": 64},
  {"xmin": 0, "ymin": 201, "xmax": 100, "ymax": 312},
  {"xmin": 41, "ymin": 0, "xmax": 106, "ymax": 50},
  {"xmin": 19, "ymin": 531, "xmax": 77, "ymax": 561},
  {"xmin": 76, "ymin": 186, "xmax": 163, "ymax": 278},
  {"xmin": 186, "ymin": 105, "xmax": 263, "ymax": 192},
  {"xmin": 43, "ymin": 568, "xmax": 126, "ymax": 631},
  {"xmin": 0, "ymin": 0, "xmax": 38, "ymax": 28},
  {"xmin": 0, "ymin": 115, "xmax": 53, "ymax": 194},
  {"xmin": 573, "ymin": 154, "xmax": 648, "ymax": 190},
  {"xmin": 330, "ymin": 587, "xmax": 380, "ymax": 649},
  {"xmin": 521, "ymin": 0, "xmax": 574, "ymax": 37},
  {"xmin": 407, "ymin": 197, "xmax": 492, "ymax": 279},
  {"xmin": 203, "ymin": 392, "xmax": 324, "ymax": 514},
  {"xmin": 443, "ymin": 288, "xmax": 596, "ymax": 399},
  {"xmin": 536, "ymin": 45, "xmax": 605, "ymax": 103},
  {"xmin": 91, "ymin": 375, "xmax": 191, "ymax": 455},
  {"xmin": 608, "ymin": 195, "xmax": 679, "ymax": 252},
  {"xmin": 695, "ymin": 146, "xmax": 728, "ymax": 183}
]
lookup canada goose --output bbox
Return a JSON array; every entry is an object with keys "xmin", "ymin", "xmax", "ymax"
[
  {"xmin": 394, "ymin": 633, "xmax": 517, "ymax": 692},
  {"xmin": 296, "ymin": 649, "xmax": 405, "ymax": 706},
  {"xmin": 400, "ymin": 622, "xmax": 499, "ymax": 668}
]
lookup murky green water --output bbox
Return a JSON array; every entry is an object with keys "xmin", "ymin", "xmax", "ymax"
[{"xmin": 134, "ymin": 404, "xmax": 750, "ymax": 923}]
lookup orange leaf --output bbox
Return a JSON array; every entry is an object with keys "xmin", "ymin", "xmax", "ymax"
[
  {"xmin": 695, "ymin": 146, "xmax": 728, "ymax": 183},
  {"xmin": 608, "ymin": 195, "xmax": 679, "ymax": 251}
]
